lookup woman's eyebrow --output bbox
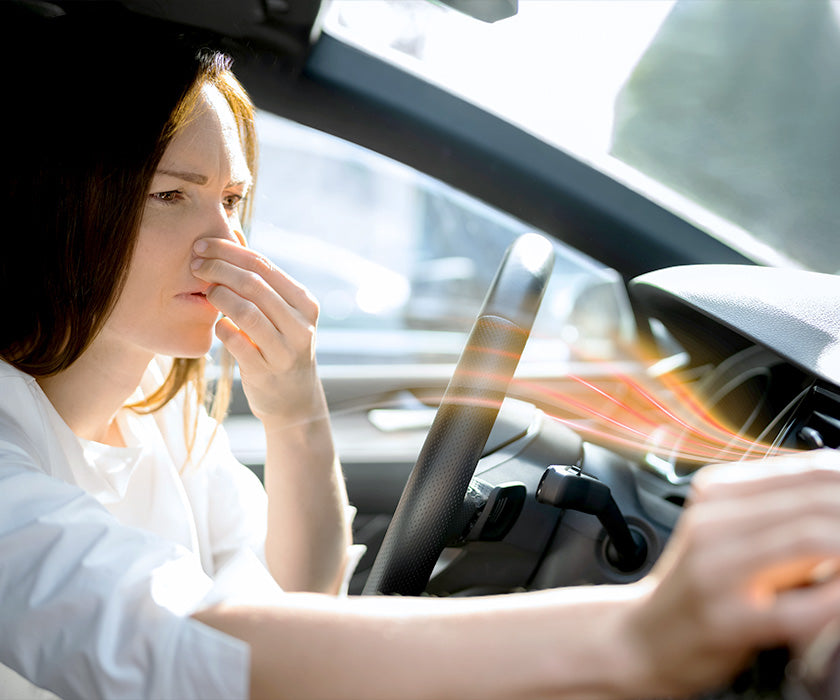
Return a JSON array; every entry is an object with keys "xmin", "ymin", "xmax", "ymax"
[
  {"xmin": 155, "ymin": 169, "xmax": 251, "ymax": 190},
  {"xmin": 156, "ymin": 168, "xmax": 208, "ymax": 185}
]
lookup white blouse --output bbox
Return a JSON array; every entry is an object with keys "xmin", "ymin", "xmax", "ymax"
[{"xmin": 0, "ymin": 358, "xmax": 298, "ymax": 699}]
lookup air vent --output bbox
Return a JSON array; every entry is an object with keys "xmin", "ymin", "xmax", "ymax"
[{"xmin": 786, "ymin": 385, "xmax": 840, "ymax": 450}]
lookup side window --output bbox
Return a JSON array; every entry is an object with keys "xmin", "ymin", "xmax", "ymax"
[{"xmin": 251, "ymin": 111, "xmax": 637, "ymax": 366}]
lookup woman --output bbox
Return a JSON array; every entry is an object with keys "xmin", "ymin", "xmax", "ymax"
[{"xmin": 2, "ymin": 5, "xmax": 840, "ymax": 700}]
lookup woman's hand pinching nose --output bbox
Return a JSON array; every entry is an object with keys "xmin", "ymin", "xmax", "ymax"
[{"xmin": 186, "ymin": 236, "xmax": 323, "ymax": 425}]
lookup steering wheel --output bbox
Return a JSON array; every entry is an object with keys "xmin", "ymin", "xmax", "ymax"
[{"xmin": 362, "ymin": 233, "xmax": 555, "ymax": 596}]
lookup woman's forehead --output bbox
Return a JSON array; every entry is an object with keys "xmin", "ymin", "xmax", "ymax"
[{"xmin": 159, "ymin": 84, "xmax": 251, "ymax": 187}]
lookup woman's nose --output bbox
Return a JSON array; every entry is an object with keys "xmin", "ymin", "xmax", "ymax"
[{"xmin": 204, "ymin": 204, "xmax": 242, "ymax": 245}]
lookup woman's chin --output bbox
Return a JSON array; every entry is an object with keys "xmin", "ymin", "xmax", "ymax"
[{"xmin": 157, "ymin": 328, "xmax": 217, "ymax": 359}]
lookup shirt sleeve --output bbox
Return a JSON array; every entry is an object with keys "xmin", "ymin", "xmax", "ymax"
[{"xmin": 0, "ymin": 442, "xmax": 251, "ymax": 700}]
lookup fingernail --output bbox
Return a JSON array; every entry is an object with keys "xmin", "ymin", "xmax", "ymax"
[
  {"xmin": 190, "ymin": 257, "xmax": 202, "ymax": 270},
  {"xmin": 194, "ymin": 239, "xmax": 208, "ymax": 253}
]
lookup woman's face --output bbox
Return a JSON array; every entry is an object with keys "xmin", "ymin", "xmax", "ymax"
[{"xmin": 102, "ymin": 83, "xmax": 251, "ymax": 361}]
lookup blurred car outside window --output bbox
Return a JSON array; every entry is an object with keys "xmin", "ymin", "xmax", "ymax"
[{"xmin": 251, "ymin": 110, "xmax": 636, "ymax": 367}]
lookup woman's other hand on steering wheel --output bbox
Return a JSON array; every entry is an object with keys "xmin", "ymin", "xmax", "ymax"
[{"xmin": 628, "ymin": 449, "xmax": 840, "ymax": 697}]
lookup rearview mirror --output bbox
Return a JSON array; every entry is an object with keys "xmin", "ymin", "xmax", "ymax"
[{"xmin": 434, "ymin": 0, "xmax": 517, "ymax": 23}]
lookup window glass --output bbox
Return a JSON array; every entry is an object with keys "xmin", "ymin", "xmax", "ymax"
[
  {"xmin": 325, "ymin": 0, "xmax": 840, "ymax": 273},
  {"xmin": 251, "ymin": 111, "xmax": 636, "ymax": 366}
]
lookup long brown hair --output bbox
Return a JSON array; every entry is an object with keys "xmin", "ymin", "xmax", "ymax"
[{"xmin": 1, "ymin": 5, "xmax": 256, "ymax": 426}]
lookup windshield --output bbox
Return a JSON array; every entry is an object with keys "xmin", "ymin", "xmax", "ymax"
[{"xmin": 325, "ymin": 0, "xmax": 840, "ymax": 274}]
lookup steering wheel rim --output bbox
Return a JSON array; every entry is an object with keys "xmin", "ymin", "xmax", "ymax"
[{"xmin": 362, "ymin": 233, "xmax": 555, "ymax": 596}]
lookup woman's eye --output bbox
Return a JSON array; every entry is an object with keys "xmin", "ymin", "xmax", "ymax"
[
  {"xmin": 150, "ymin": 190, "xmax": 182, "ymax": 204},
  {"xmin": 223, "ymin": 194, "xmax": 243, "ymax": 212}
]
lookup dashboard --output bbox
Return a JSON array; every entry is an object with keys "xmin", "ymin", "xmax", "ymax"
[
  {"xmin": 633, "ymin": 264, "xmax": 840, "ymax": 462},
  {"xmin": 415, "ymin": 264, "xmax": 840, "ymax": 599}
]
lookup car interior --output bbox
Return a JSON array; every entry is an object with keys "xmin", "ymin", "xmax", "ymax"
[{"xmin": 13, "ymin": 0, "xmax": 840, "ymax": 697}]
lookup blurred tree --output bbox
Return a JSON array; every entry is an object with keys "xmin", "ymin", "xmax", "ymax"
[{"xmin": 611, "ymin": 0, "xmax": 840, "ymax": 273}]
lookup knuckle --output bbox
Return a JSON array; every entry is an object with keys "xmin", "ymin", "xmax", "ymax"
[
  {"xmin": 237, "ymin": 301, "xmax": 262, "ymax": 330},
  {"xmin": 306, "ymin": 296, "xmax": 320, "ymax": 322},
  {"xmin": 242, "ymin": 271, "xmax": 264, "ymax": 299},
  {"xmin": 254, "ymin": 253, "xmax": 275, "ymax": 276},
  {"xmin": 687, "ymin": 467, "xmax": 717, "ymax": 499},
  {"xmin": 304, "ymin": 323, "xmax": 317, "ymax": 347},
  {"xmin": 290, "ymin": 328, "xmax": 315, "ymax": 356}
]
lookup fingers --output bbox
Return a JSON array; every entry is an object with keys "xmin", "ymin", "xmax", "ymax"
[
  {"xmin": 684, "ymin": 457, "xmax": 840, "ymax": 574},
  {"xmin": 691, "ymin": 449, "xmax": 840, "ymax": 502},
  {"xmin": 703, "ymin": 578, "xmax": 840, "ymax": 652},
  {"xmin": 668, "ymin": 450, "xmax": 840, "ymax": 645},
  {"xmin": 699, "ymin": 515, "xmax": 840, "ymax": 593},
  {"xmin": 689, "ymin": 480, "xmax": 840, "ymax": 545},
  {"xmin": 190, "ymin": 237, "xmax": 318, "ymax": 366},
  {"xmin": 758, "ymin": 576, "xmax": 840, "ymax": 644},
  {"xmin": 194, "ymin": 237, "xmax": 318, "ymax": 321},
  {"xmin": 214, "ymin": 314, "xmax": 263, "ymax": 366},
  {"xmin": 203, "ymin": 270, "xmax": 311, "ymax": 364},
  {"xmin": 634, "ymin": 450, "xmax": 840, "ymax": 694}
]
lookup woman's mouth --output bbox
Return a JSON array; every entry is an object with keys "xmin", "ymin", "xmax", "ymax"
[{"xmin": 178, "ymin": 290, "xmax": 216, "ymax": 312}]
